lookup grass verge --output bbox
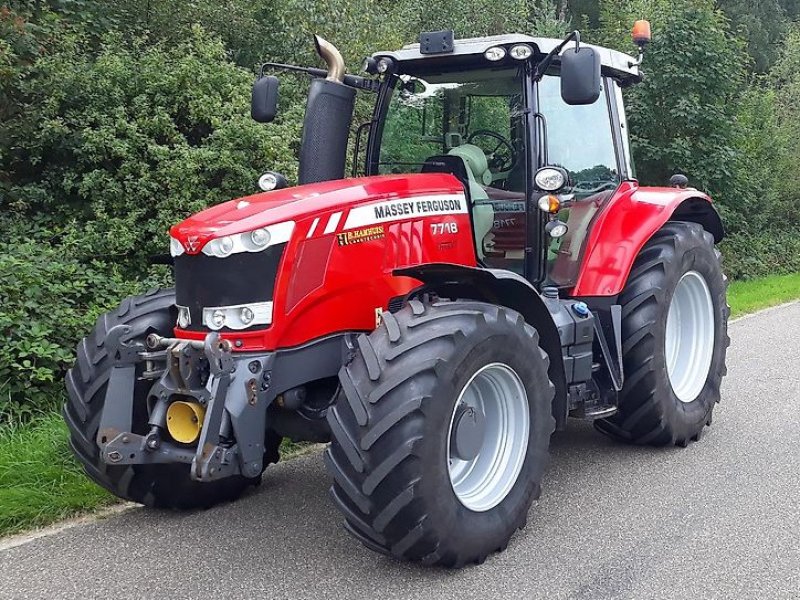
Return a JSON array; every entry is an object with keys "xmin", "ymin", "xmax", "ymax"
[
  {"xmin": 0, "ymin": 414, "xmax": 315, "ymax": 537},
  {"xmin": 0, "ymin": 413, "xmax": 114, "ymax": 537},
  {"xmin": 727, "ymin": 272, "xmax": 800, "ymax": 318},
  {"xmin": 2, "ymin": 272, "xmax": 798, "ymax": 537}
]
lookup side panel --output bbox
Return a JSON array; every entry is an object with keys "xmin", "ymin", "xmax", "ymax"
[
  {"xmin": 571, "ymin": 181, "xmax": 723, "ymax": 297},
  {"xmin": 275, "ymin": 198, "xmax": 475, "ymax": 348}
]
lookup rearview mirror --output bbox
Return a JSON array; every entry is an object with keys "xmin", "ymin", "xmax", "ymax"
[
  {"xmin": 560, "ymin": 47, "xmax": 601, "ymax": 105},
  {"xmin": 251, "ymin": 75, "xmax": 279, "ymax": 123}
]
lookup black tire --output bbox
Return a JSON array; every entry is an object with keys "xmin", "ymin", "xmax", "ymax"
[
  {"xmin": 325, "ymin": 298, "xmax": 555, "ymax": 567},
  {"xmin": 63, "ymin": 288, "xmax": 279, "ymax": 509},
  {"xmin": 595, "ymin": 222, "xmax": 729, "ymax": 446}
]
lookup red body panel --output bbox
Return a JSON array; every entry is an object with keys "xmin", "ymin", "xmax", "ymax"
[
  {"xmin": 168, "ymin": 174, "xmax": 714, "ymax": 351},
  {"xmin": 571, "ymin": 181, "xmax": 714, "ymax": 297},
  {"xmin": 170, "ymin": 174, "xmax": 476, "ymax": 351}
]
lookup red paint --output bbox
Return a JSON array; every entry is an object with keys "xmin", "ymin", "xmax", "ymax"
[
  {"xmin": 171, "ymin": 174, "xmax": 476, "ymax": 350},
  {"xmin": 571, "ymin": 181, "xmax": 714, "ymax": 297}
]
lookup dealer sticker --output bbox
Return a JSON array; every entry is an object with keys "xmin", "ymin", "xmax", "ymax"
[{"xmin": 336, "ymin": 226, "xmax": 385, "ymax": 246}]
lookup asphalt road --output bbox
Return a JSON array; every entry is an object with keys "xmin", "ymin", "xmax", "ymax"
[{"xmin": 2, "ymin": 303, "xmax": 799, "ymax": 600}]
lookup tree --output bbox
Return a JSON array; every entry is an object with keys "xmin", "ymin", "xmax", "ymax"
[
  {"xmin": 716, "ymin": 0, "xmax": 787, "ymax": 73},
  {"xmin": 0, "ymin": 27, "xmax": 301, "ymax": 273},
  {"xmin": 595, "ymin": 1, "xmax": 746, "ymax": 199}
]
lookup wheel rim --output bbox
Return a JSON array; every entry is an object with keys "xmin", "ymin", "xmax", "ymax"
[
  {"xmin": 665, "ymin": 270, "xmax": 715, "ymax": 403},
  {"xmin": 447, "ymin": 363, "xmax": 530, "ymax": 512}
]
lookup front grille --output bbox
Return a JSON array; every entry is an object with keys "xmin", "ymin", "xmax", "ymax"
[{"xmin": 174, "ymin": 243, "xmax": 286, "ymax": 331}]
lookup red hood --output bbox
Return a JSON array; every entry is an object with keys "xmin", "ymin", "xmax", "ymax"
[{"xmin": 169, "ymin": 173, "xmax": 464, "ymax": 254}]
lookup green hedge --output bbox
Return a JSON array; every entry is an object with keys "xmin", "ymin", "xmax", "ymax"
[
  {"xmin": 0, "ymin": 224, "xmax": 151, "ymax": 420},
  {"xmin": 2, "ymin": 26, "xmax": 301, "ymax": 277},
  {"xmin": 1, "ymin": 1, "xmax": 799, "ymax": 422},
  {"xmin": 0, "ymin": 27, "xmax": 300, "ymax": 421}
]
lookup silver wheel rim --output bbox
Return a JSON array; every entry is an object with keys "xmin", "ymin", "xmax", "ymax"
[
  {"xmin": 447, "ymin": 363, "xmax": 529, "ymax": 512},
  {"xmin": 665, "ymin": 270, "xmax": 715, "ymax": 403}
]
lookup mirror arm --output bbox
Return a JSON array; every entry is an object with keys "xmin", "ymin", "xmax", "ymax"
[
  {"xmin": 534, "ymin": 30, "xmax": 581, "ymax": 82},
  {"xmin": 258, "ymin": 62, "xmax": 379, "ymax": 92}
]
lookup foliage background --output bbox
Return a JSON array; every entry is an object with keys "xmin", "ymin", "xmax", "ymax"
[{"xmin": 1, "ymin": 0, "xmax": 799, "ymax": 420}]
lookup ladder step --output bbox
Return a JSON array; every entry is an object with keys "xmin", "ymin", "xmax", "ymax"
[{"xmin": 570, "ymin": 404, "xmax": 617, "ymax": 420}]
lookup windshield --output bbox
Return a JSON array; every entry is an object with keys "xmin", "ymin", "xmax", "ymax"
[
  {"xmin": 371, "ymin": 65, "xmax": 625, "ymax": 287},
  {"xmin": 378, "ymin": 68, "xmax": 526, "ymax": 182},
  {"xmin": 377, "ymin": 67, "xmax": 529, "ymax": 274}
]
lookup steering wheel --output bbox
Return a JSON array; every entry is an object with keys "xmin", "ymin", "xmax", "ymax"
[{"xmin": 467, "ymin": 130, "xmax": 518, "ymax": 174}]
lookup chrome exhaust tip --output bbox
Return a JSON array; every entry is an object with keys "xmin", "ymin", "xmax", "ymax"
[{"xmin": 313, "ymin": 34, "xmax": 346, "ymax": 83}]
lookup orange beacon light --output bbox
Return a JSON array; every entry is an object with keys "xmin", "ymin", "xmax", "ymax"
[{"xmin": 632, "ymin": 20, "xmax": 652, "ymax": 47}]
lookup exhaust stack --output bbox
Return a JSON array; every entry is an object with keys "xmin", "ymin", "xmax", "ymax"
[
  {"xmin": 314, "ymin": 35, "xmax": 346, "ymax": 83},
  {"xmin": 298, "ymin": 36, "xmax": 356, "ymax": 185}
]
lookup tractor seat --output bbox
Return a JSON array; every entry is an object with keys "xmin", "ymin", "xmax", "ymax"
[
  {"xmin": 420, "ymin": 149, "xmax": 494, "ymax": 260},
  {"xmin": 446, "ymin": 145, "xmax": 494, "ymax": 260}
]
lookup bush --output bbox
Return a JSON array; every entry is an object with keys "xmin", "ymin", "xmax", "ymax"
[
  {"xmin": 1, "ymin": 26, "xmax": 301, "ymax": 278},
  {"xmin": 0, "ymin": 219, "xmax": 160, "ymax": 421},
  {"xmin": 721, "ymin": 231, "xmax": 800, "ymax": 281}
]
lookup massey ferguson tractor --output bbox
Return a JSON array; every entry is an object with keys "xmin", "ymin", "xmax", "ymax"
[{"xmin": 64, "ymin": 22, "xmax": 729, "ymax": 567}]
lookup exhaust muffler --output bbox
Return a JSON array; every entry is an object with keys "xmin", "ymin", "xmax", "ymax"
[{"xmin": 298, "ymin": 35, "xmax": 356, "ymax": 185}]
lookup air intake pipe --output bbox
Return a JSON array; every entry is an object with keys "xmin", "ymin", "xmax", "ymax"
[{"xmin": 298, "ymin": 35, "xmax": 356, "ymax": 185}]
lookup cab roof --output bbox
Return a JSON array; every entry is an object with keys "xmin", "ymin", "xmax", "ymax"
[{"xmin": 374, "ymin": 34, "xmax": 641, "ymax": 83}]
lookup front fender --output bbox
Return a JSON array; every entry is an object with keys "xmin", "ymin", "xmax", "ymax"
[
  {"xmin": 394, "ymin": 263, "xmax": 568, "ymax": 428},
  {"xmin": 572, "ymin": 181, "xmax": 724, "ymax": 297}
]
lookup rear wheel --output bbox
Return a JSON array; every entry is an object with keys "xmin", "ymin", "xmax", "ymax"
[
  {"xmin": 63, "ymin": 289, "xmax": 279, "ymax": 509},
  {"xmin": 325, "ymin": 299, "xmax": 555, "ymax": 567},
  {"xmin": 595, "ymin": 222, "xmax": 729, "ymax": 446}
]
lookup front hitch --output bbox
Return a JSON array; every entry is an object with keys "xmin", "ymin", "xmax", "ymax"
[{"xmin": 96, "ymin": 328, "xmax": 271, "ymax": 481}]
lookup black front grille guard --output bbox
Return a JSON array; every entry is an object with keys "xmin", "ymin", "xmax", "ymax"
[{"xmin": 96, "ymin": 325, "xmax": 273, "ymax": 481}]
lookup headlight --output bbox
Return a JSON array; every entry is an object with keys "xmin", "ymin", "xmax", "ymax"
[
  {"xmin": 210, "ymin": 309, "xmax": 226, "ymax": 329},
  {"xmin": 258, "ymin": 172, "xmax": 278, "ymax": 191},
  {"xmin": 200, "ymin": 221, "xmax": 295, "ymax": 258},
  {"xmin": 176, "ymin": 305, "xmax": 191, "ymax": 328},
  {"xmin": 218, "ymin": 236, "xmax": 234, "ymax": 255},
  {"xmin": 484, "ymin": 46, "xmax": 506, "ymax": 62},
  {"xmin": 202, "ymin": 236, "xmax": 234, "ymax": 258},
  {"xmin": 509, "ymin": 44, "xmax": 533, "ymax": 60},
  {"xmin": 170, "ymin": 236, "xmax": 185, "ymax": 257},
  {"xmin": 534, "ymin": 167, "xmax": 568, "ymax": 192},
  {"xmin": 250, "ymin": 228, "xmax": 271, "ymax": 247},
  {"xmin": 203, "ymin": 302, "xmax": 273, "ymax": 330},
  {"xmin": 545, "ymin": 220, "xmax": 569, "ymax": 238}
]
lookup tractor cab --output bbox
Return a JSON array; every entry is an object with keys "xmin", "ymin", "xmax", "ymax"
[{"xmin": 360, "ymin": 33, "xmax": 641, "ymax": 287}]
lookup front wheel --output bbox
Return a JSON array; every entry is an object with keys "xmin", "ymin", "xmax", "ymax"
[
  {"xmin": 325, "ymin": 299, "xmax": 555, "ymax": 567},
  {"xmin": 595, "ymin": 222, "xmax": 729, "ymax": 446}
]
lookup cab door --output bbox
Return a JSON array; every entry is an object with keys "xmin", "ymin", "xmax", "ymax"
[{"xmin": 536, "ymin": 74, "xmax": 627, "ymax": 288}]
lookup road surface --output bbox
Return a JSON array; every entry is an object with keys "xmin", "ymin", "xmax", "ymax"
[{"xmin": 2, "ymin": 303, "xmax": 799, "ymax": 600}]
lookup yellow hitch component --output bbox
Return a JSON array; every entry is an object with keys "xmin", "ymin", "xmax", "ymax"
[{"xmin": 166, "ymin": 400, "xmax": 206, "ymax": 444}]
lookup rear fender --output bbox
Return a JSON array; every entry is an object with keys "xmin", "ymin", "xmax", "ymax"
[
  {"xmin": 394, "ymin": 263, "xmax": 568, "ymax": 428},
  {"xmin": 572, "ymin": 182, "xmax": 724, "ymax": 297}
]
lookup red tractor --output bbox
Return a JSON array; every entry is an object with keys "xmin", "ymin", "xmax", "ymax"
[{"xmin": 65, "ymin": 23, "xmax": 729, "ymax": 567}]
